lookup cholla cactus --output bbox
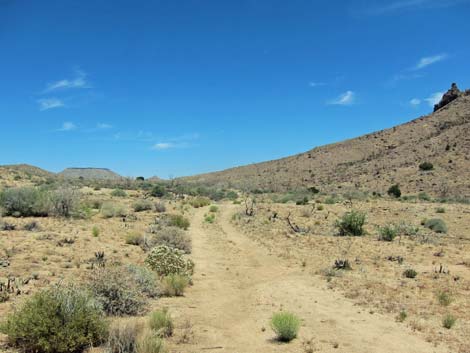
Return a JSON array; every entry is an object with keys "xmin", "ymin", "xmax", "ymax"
[{"xmin": 145, "ymin": 245, "xmax": 194, "ymax": 277}]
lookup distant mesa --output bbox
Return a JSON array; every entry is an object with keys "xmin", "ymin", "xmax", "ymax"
[{"xmin": 59, "ymin": 167, "xmax": 123, "ymax": 180}]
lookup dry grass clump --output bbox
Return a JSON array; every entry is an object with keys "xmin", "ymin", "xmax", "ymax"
[
  {"xmin": 148, "ymin": 308, "xmax": 173, "ymax": 337},
  {"xmin": 145, "ymin": 226, "xmax": 191, "ymax": 253},
  {"xmin": 87, "ymin": 266, "xmax": 149, "ymax": 316},
  {"xmin": 270, "ymin": 311, "xmax": 300, "ymax": 342},
  {"xmin": 161, "ymin": 274, "xmax": 190, "ymax": 297},
  {"xmin": 101, "ymin": 202, "xmax": 128, "ymax": 218}
]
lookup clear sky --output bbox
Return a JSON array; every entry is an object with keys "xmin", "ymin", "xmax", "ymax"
[{"xmin": 1, "ymin": 0, "xmax": 469, "ymax": 178}]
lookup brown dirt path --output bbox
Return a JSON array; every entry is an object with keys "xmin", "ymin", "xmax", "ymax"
[{"xmin": 163, "ymin": 204, "xmax": 449, "ymax": 353}]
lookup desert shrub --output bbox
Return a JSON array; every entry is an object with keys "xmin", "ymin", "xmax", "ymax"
[
  {"xmin": 126, "ymin": 264, "xmax": 161, "ymax": 298},
  {"xmin": 418, "ymin": 192, "xmax": 431, "ymax": 201},
  {"xmin": 436, "ymin": 207, "xmax": 446, "ymax": 213},
  {"xmin": 437, "ymin": 291, "xmax": 453, "ymax": 306},
  {"xmin": 133, "ymin": 199, "xmax": 153, "ymax": 212},
  {"xmin": 23, "ymin": 220, "xmax": 40, "ymax": 231},
  {"xmin": 334, "ymin": 210, "xmax": 366, "ymax": 236},
  {"xmin": 137, "ymin": 331, "xmax": 166, "ymax": 353},
  {"xmin": 111, "ymin": 188, "xmax": 127, "ymax": 197},
  {"xmin": 92, "ymin": 226, "xmax": 100, "ymax": 237},
  {"xmin": 204, "ymin": 213, "xmax": 215, "ymax": 223},
  {"xmin": 161, "ymin": 274, "xmax": 189, "ymax": 297},
  {"xmin": 88, "ymin": 266, "xmax": 147, "ymax": 316},
  {"xmin": 403, "ymin": 268, "xmax": 417, "ymax": 279},
  {"xmin": 295, "ymin": 197, "xmax": 309, "ymax": 205},
  {"xmin": 101, "ymin": 202, "xmax": 128, "ymax": 218},
  {"xmin": 317, "ymin": 204, "xmax": 324, "ymax": 211},
  {"xmin": 154, "ymin": 202, "xmax": 166, "ymax": 213},
  {"xmin": 149, "ymin": 308, "xmax": 173, "ymax": 337},
  {"xmin": 387, "ymin": 184, "xmax": 401, "ymax": 198},
  {"xmin": 442, "ymin": 314, "xmax": 456, "ymax": 329},
  {"xmin": 0, "ymin": 187, "xmax": 50, "ymax": 217},
  {"xmin": 424, "ymin": 218, "xmax": 447, "ymax": 233},
  {"xmin": 150, "ymin": 185, "xmax": 166, "ymax": 198},
  {"xmin": 333, "ymin": 259, "xmax": 352, "ymax": 270},
  {"xmin": 419, "ymin": 162, "xmax": 434, "ymax": 171},
  {"xmin": 126, "ymin": 232, "xmax": 145, "ymax": 246},
  {"xmin": 146, "ymin": 226, "xmax": 191, "ymax": 253},
  {"xmin": 0, "ymin": 284, "xmax": 107, "ymax": 353},
  {"xmin": 167, "ymin": 214, "xmax": 190, "ymax": 230},
  {"xmin": 189, "ymin": 197, "xmax": 211, "ymax": 208},
  {"xmin": 145, "ymin": 245, "xmax": 194, "ymax": 278},
  {"xmin": 378, "ymin": 224, "xmax": 398, "ymax": 242},
  {"xmin": 50, "ymin": 188, "xmax": 80, "ymax": 217},
  {"xmin": 270, "ymin": 312, "xmax": 300, "ymax": 342},
  {"xmin": 0, "ymin": 220, "xmax": 16, "ymax": 231},
  {"xmin": 209, "ymin": 205, "xmax": 218, "ymax": 212},
  {"xmin": 324, "ymin": 195, "xmax": 341, "ymax": 204},
  {"xmin": 107, "ymin": 319, "xmax": 142, "ymax": 353},
  {"xmin": 396, "ymin": 310, "xmax": 407, "ymax": 322},
  {"xmin": 395, "ymin": 221, "xmax": 419, "ymax": 236},
  {"xmin": 226, "ymin": 191, "xmax": 238, "ymax": 200}
]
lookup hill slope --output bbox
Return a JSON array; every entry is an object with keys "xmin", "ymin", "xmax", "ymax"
[
  {"xmin": 59, "ymin": 168, "xmax": 123, "ymax": 180},
  {"xmin": 0, "ymin": 164, "xmax": 54, "ymax": 186},
  {"xmin": 182, "ymin": 85, "xmax": 470, "ymax": 198}
]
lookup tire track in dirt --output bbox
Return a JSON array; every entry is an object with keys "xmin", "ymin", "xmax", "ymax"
[{"xmin": 163, "ymin": 204, "xmax": 449, "ymax": 353}]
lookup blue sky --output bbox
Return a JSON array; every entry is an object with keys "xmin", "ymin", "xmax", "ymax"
[{"xmin": 1, "ymin": 0, "xmax": 469, "ymax": 178}]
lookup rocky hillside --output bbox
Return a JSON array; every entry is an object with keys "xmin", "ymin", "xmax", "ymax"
[
  {"xmin": 182, "ymin": 84, "xmax": 470, "ymax": 198},
  {"xmin": 0, "ymin": 164, "xmax": 54, "ymax": 187},
  {"xmin": 58, "ymin": 168, "xmax": 123, "ymax": 180}
]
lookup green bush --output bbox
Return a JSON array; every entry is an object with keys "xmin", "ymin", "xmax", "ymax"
[
  {"xmin": 437, "ymin": 291, "xmax": 453, "ymax": 306},
  {"xmin": 403, "ymin": 268, "xmax": 417, "ymax": 279},
  {"xmin": 387, "ymin": 184, "xmax": 401, "ymax": 198},
  {"xmin": 270, "ymin": 312, "xmax": 300, "ymax": 342},
  {"xmin": 442, "ymin": 314, "xmax": 456, "ymax": 329},
  {"xmin": 419, "ymin": 162, "xmax": 434, "ymax": 171},
  {"xmin": 137, "ymin": 331, "xmax": 166, "ymax": 353},
  {"xmin": 189, "ymin": 197, "xmax": 211, "ymax": 208},
  {"xmin": 88, "ymin": 267, "xmax": 147, "ymax": 316},
  {"xmin": 150, "ymin": 185, "xmax": 166, "ymax": 198},
  {"xmin": 146, "ymin": 226, "xmax": 191, "ymax": 253},
  {"xmin": 418, "ymin": 192, "xmax": 431, "ymax": 201},
  {"xmin": 126, "ymin": 264, "xmax": 161, "ymax": 298},
  {"xmin": 133, "ymin": 199, "xmax": 153, "ymax": 212},
  {"xmin": 0, "ymin": 284, "xmax": 107, "ymax": 353},
  {"xmin": 209, "ymin": 205, "xmax": 218, "ymax": 212},
  {"xmin": 161, "ymin": 274, "xmax": 189, "ymax": 297},
  {"xmin": 92, "ymin": 226, "xmax": 100, "ymax": 237},
  {"xmin": 204, "ymin": 213, "xmax": 215, "ymax": 223},
  {"xmin": 111, "ymin": 188, "xmax": 127, "ymax": 197},
  {"xmin": 126, "ymin": 232, "xmax": 145, "ymax": 246},
  {"xmin": 101, "ymin": 202, "xmax": 128, "ymax": 218},
  {"xmin": 0, "ymin": 187, "xmax": 50, "ymax": 217},
  {"xmin": 436, "ymin": 207, "xmax": 446, "ymax": 213},
  {"xmin": 167, "ymin": 214, "xmax": 190, "ymax": 230},
  {"xmin": 334, "ymin": 210, "xmax": 366, "ymax": 236},
  {"xmin": 145, "ymin": 245, "xmax": 194, "ymax": 278},
  {"xmin": 424, "ymin": 218, "xmax": 447, "ymax": 233},
  {"xmin": 149, "ymin": 308, "xmax": 173, "ymax": 337},
  {"xmin": 49, "ymin": 188, "xmax": 80, "ymax": 217},
  {"xmin": 378, "ymin": 224, "xmax": 398, "ymax": 242}
]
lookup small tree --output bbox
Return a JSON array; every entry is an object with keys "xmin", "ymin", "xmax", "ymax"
[{"xmin": 387, "ymin": 184, "xmax": 401, "ymax": 198}]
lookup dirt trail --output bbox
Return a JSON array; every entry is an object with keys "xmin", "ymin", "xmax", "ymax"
[{"xmin": 163, "ymin": 204, "xmax": 449, "ymax": 353}]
